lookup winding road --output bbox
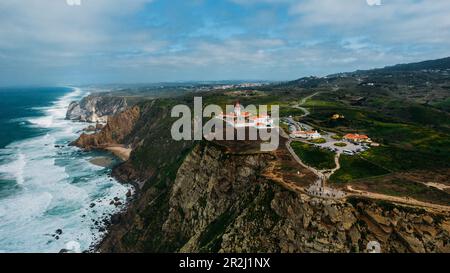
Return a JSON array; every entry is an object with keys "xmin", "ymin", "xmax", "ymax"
[
  {"xmin": 291, "ymin": 91, "xmax": 319, "ymax": 117},
  {"xmin": 281, "ymin": 93, "xmax": 450, "ymax": 211},
  {"xmin": 282, "ymin": 92, "xmax": 346, "ymax": 199}
]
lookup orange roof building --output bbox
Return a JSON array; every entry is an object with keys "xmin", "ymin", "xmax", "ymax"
[
  {"xmin": 217, "ymin": 102, "xmax": 274, "ymax": 129},
  {"xmin": 343, "ymin": 133, "xmax": 371, "ymax": 142}
]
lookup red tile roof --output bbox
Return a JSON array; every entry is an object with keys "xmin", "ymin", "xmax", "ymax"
[{"xmin": 344, "ymin": 133, "xmax": 369, "ymax": 140}]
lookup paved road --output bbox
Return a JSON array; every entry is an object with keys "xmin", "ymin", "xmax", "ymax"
[
  {"xmin": 292, "ymin": 91, "xmax": 319, "ymax": 117},
  {"xmin": 281, "ymin": 92, "xmax": 347, "ymax": 199}
]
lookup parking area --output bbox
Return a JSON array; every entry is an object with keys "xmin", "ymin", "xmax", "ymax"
[
  {"xmin": 315, "ymin": 132, "xmax": 369, "ymax": 155},
  {"xmin": 282, "ymin": 118, "xmax": 370, "ymax": 156}
]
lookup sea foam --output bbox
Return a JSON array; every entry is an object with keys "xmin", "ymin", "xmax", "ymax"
[{"xmin": 0, "ymin": 87, "xmax": 131, "ymax": 253}]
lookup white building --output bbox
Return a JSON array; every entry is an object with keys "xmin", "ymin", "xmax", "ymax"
[
  {"xmin": 217, "ymin": 102, "xmax": 274, "ymax": 128},
  {"xmin": 290, "ymin": 130, "xmax": 321, "ymax": 140}
]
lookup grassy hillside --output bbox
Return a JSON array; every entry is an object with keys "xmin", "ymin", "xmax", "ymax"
[{"xmin": 291, "ymin": 142, "xmax": 336, "ymax": 170}]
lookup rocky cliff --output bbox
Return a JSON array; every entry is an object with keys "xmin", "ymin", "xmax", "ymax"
[
  {"xmin": 66, "ymin": 95, "xmax": 127, "ymax": 123},
  {"xmin": 72, "ymin": 105, "xmax": 140, "ymax": 149},
  {"xmin": 99, "ymin": 140, "xmax": 450, "ymax": 253}
]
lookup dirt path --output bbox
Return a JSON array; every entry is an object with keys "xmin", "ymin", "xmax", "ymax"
[
  {"xmin": 426, "ymin": 182, "xmax": 450, "ymax": 191},
  {"xmin": 321, "ymin": 153, "xmax": 341, "ymax": 187},
  {"xmin": 346, "ymin": 186, "xmax": 450, "ymax": 212}
]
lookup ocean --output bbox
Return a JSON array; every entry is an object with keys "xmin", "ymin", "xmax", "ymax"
[{"xmin": 0, "ymin": 87, "xmax": 131, "ymax": 253}]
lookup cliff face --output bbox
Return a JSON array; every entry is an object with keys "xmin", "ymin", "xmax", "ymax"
[
  {"xmin": 100, "ymin": 142, "xmax": 450, "ymax": 253},
  {"xmin": 72, "ymin": 106, "xmax": 140, "ymax": 149},
  {"xmin": 66, "ymin": 95, "xmax": 127, "ymax": 123}
]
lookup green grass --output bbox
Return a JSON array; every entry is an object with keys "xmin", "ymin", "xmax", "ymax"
[
  {"xmin": 279, "ymin": 107, "xmax": 306, "ymax": 117},
  {"xmin": 361, "ymin": 146, "xmax": 450, "ymax": 171},
  {"xmin": 305, "ymin": 103, "xmax": 450, "ymax": 155},
  {"xmin": 302, "ymin": 99, "xmax": 344, "ymax": 108},
  {"xmin": 433, "ymin": 98, "xmax": 450, "ymax": 112},
  {"xmin": 308, "ymin": 138, "xmax": 326, "ymax": 144},
  {"xmin": 334, "ymin": 142, "xmax": 347, "ymax": 147},
  {"xmin": 280, "ymin": 123, "xmax": 290, "ymax": 134},
  {"xmin": 291, "ymin": 142, "xmax": 336, "ymax": 170},
  {"xmin": 330, "ymin": 155, "xmax": 390, "ymax": 184}
]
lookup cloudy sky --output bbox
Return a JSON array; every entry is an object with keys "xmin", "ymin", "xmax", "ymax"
[{"xmin": 1, "ymin": 0, "xmax": 450, "ymax": 85}]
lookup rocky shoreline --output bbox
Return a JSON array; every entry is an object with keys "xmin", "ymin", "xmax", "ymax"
[{"xmin": 63, "ymin": 94, "xmax": 137, "ymax": 253}]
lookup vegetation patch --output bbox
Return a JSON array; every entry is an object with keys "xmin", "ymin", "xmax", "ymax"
[
  {"xmin": 198, "ymin": 209, "xmax": 236, "ymax": 252},
  {"xmin": 334, "ymin": 142, "xmax": 347, "ymax": 147},
  {"xmin": 331, "ymin": 135, "xmax": 343, "ymax": 140},
  {"xmin": 330, "ymin": 155, "xmax": 390, "ymax": 184},
  {"xmin": 361, "ymin": 146, "xmax": 450, "ymax": 171},
  {"xmin": 356, "ymin": 176, "xmax": 450, "ymax": 206},
  {"xmin": 279, "ymin": 107, "xmax": 306, "ymax": 117},
  {"xmin": 291, "ymin": 142, "xmax": 336, "ymax": 170},
  {"xmin": 308, "ymin": 138, "xmax": 326, "ymax": 144}
]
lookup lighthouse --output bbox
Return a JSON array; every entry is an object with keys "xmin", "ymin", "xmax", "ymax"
[{"xmin": 234, "ymin": 101, "xmax": 242, "ymax": 116}]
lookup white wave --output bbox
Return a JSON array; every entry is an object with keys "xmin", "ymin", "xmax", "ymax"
[
  {"xmin": 0, "ymin": 152, "xmax": 26, "ymax": 185},
  {"xmin": 64, "ymin": 241, "xmax": 81, "ymax": 253},
  {"xmin": 27, "ymin": 87, "xmax": 85, "ymax": 129},
  {"xmin": 28, "ymin": 116, "xmax": 54, "ymax": 128},
  {"xmin": 0, "ymin": 87, "xmax": 132, "ymax": 253}
]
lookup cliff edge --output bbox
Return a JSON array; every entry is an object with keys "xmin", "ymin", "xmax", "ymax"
[{"xmin": 99, "ymin": 141, "xmax": 450, "ymax": 253}]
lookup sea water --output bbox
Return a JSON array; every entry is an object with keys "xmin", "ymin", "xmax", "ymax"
[{"xmin": 0, "ymin": 87, "xmax": 131, "ymax": 253}]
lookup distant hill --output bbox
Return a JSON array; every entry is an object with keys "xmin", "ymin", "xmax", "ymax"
[
  {"xmin": 349, "ymin": 56, "xmax": 450, "ymax": 76},
  {"xmin": 286, "ymin": 56, "xmax": 450, "ymax": 86},
  {"xmin": 285, "ymin": 76, "xmax": 323, "ymax": 88},
  {"xmin": 313, "ymin": 56, "xmax": 450, "ymax": 80},
  {"xmin": 377, "ymin": 56, "xmax": 450, "ymax": 72}
]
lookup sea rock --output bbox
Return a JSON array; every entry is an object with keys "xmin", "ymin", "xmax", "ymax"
[
  {"xmin": 111, "ymin": 214, "xmax": 121, "ymax": 225},
  {"xmin": 83, "ymin": 125, "xmax": 96, "ymax": 132},
  {"xmin": 96, "ymin": 123, "xmax": 104, "ymax": 130}
]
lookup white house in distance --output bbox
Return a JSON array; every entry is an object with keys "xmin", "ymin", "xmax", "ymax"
[
  {"xmin": 291, "ymin": 130, "xmax": 322, "ymax": 140},
  {"xmin": 217, "ymin": 102, "xmax": 275, "ymax": 129}
]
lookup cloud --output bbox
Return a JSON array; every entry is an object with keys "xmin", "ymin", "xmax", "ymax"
[{"xmin": 1, "ymin": 0, "xmax": 450, "ymax": 85}]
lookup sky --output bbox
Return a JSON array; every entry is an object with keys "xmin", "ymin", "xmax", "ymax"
[{"xmin": 1, "ymin": 0, "xmax": 450, "ymax": 86}]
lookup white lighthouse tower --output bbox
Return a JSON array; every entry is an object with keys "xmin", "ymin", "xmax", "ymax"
[{"xmin": 234, "ymin": 101, "xmax": 242, "ymax": 116}]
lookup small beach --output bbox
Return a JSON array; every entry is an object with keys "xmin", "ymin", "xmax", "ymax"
[
  {"xmin": 89, "ymin": 156, "xmax": 114, "ymax": 167},
  {"xmin": 105, "ymin": 146, "xmax": 132, "ymax": 161}
]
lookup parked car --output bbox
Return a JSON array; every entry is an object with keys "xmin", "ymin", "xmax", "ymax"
[{"xmin": 343, "ymin": 149, "xmax": 354, "ymax": 156}]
